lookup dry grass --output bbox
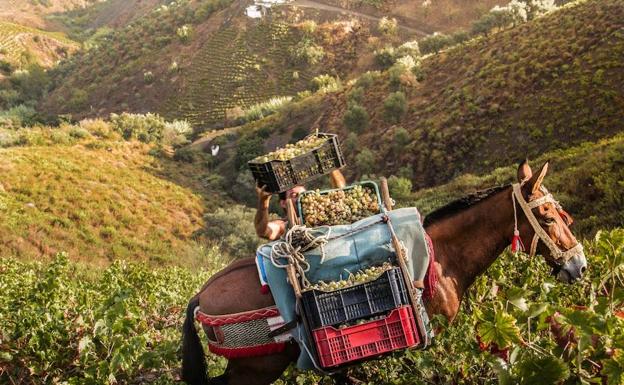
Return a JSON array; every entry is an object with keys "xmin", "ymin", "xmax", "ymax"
[{"xmin": 0, "ymin": 139, "xmax": 213, "ymax": 266}]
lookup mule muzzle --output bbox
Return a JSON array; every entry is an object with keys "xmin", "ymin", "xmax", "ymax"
[{"xmin": 556, "ymin": 251, "xmax": 587, "ymax": 284}]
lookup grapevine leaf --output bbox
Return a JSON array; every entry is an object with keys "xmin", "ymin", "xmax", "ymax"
[
  {"xmin": 516, "ymin": 355, "xmax": 570, "ymax": 385},
  {"xmin": 528, "ymin": 303, "xmax": 549, "ymax": 318},
  {"xmin": 477, "ymin": 310, "xmax": 522, "ymax": 349},
  {"xmin": 602, "ymin": 349, "xmax": 624, "ymax": 385}
]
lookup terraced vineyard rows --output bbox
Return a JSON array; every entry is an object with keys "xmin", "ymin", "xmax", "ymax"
[
  {"xmin": 0, "ymin": 21, "xmax": 76, "ymax": 66},
  {"xmin": 165, "ymin": 21, "xmax": 312, "ymax": 127}
]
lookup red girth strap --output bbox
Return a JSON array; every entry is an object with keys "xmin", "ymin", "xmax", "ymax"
[{"xmin": 196, "ymin": 306, "xmax": 280, "ymax": 326}]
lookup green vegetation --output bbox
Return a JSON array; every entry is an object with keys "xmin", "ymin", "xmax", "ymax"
[
  {"xmin": 314, "ymin": 0, "xmax": 624, "ymax": 187},
  {"xmin": 0, "ymin": 21, "xmax": 76, "ymax": 68},
  {"xmin": 0, "ymin": 116, "xmax": 233, "ymax": 266},
  {"xmin": 2, "ymin": 229, "xmax": 622, "ymax": 384},
  {"xmin": 0, "ymin": 253, "xmax": 226, "ymax": 384},
  {"xmin": 343, "ymin": 103, "xmax": 369, "ymax": 132},
  {"xmin": 407, "ymin": 134, "xmax": 624, "ymax": 237}
]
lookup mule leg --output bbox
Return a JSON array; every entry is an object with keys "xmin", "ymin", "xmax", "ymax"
[{"xmin": 219, "ymin": 342, "xmax": 299, "ymax": 385}]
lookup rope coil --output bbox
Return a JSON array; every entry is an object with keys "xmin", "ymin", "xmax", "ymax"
[{"xmin": 265, "ymin": 225, "xmax": 331, "ymax": 288}]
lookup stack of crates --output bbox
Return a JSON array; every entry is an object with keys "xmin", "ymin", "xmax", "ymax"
[{"xmin": 301, "ymin": 267, "xmax": 422, "ymax": 368}]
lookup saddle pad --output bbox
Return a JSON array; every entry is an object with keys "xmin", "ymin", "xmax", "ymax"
[{"xmin": 258, "ymin": 207, "xmax": 430, "ymax": 369}]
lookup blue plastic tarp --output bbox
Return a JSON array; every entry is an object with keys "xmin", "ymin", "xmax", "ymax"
[{"xmin": 258, "ymin": 207, "xmax": 430, "ymax": 369}]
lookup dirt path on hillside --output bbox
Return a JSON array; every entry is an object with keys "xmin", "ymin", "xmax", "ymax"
[{"xmin": 289, "ymin": 0, "xmax": 429, "ymax": 36}]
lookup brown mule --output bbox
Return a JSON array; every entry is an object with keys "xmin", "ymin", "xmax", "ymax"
[{"xmin": 181, "ymin": 160, "xmax": 587, "ymax": 385}]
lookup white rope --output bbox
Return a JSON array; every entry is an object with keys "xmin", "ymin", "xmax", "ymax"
[
  {"xmin": 265, "ymin": 225, "xmax": 331, "ymax": 288},
  {"xmin": 512, "ymin": 183, "xmax": 583, "ymax": 263}
]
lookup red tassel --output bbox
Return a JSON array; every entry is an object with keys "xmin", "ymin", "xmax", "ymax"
[
  {"xmin": 511, "ymin": 230, "xmax": 524, "ymax": 253},
  {"xmin": 260, "ymin": 285, "xmax": 270, "ymax": 295}
]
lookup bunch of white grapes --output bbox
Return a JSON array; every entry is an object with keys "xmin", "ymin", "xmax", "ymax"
[
  {"xmin": 307, "ymin": 263, "xmax": 393, "ymax": 292},
  {"xmin": 300, "ymin": 185, "xmax": 380, "ymax": 227},
  {"xmin": 252, "ymin": 135, "xmax": 327, "ymax": 163}
]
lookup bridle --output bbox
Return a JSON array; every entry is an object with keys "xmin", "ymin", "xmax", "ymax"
[{"xmin": 511, "ymin": 183, "xmax": 583, "ymax": 265}]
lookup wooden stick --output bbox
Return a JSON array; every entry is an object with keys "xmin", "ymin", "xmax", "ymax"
[
  {"xmin": 381, "ymin": 176, "xmax": 430, "ymax": 345},
  {"xmin": 285, "ymin": 198, "xmax": 302, "ymax": 298},
  {"xmin": 380, "ymin": 177, "xmax": 393, "ymax": 211}
]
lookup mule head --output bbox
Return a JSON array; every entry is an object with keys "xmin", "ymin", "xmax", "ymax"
[{"xmin": 516, "ymin": 160, "xmax": 587, "ymax": 283}]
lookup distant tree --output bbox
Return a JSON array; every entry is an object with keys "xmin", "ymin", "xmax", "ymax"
[
  {"xmin": 394, "ymin": 126, "xmax": 410, "ymax": 147},
  {"xmin": 343, "ymin": 104, "xmax": 370, "ymax": 133},
  {"xmin": 235, "ymin": 135, "xmax": 265, "ymax": 170},
  {"xmin": 355, "ymin": 149, "xmax": 376, "ymax": 175},
  {"xmin": 383, "ymin": 92, "xmax": 408, "ymax": 123},
  {"xmin": 347, "ymin": 86, "xmax": 365, "ymax": 105},
  {"xmin": 344, "ymin": 132, "xmax": 359, "ymax": 153},
  {"xmin": 374, "ymin": 46, "xmax": 397, "ymax": 69},
  {"xmin": 419, "ymin": 33, "xmax": 452, "ymax": 54}
]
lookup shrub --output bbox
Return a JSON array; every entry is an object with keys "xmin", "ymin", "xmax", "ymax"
[
  {"xmin": 419, "ymin": 33, "xmax": 452, "ymax": 54},
  {"xmin": 374, "ymin": 46, "xmax": 397, "ymax": 69},
  {"xmin": 68, "ymin": 89, "xmax": 88, "ymax": 110},
  {"xmin": 235, "ymin": 135, "xmax": 264, "ymax": 170},
  {"xmin": 176, "ymin": 25, "xmax": 193, "ymax": 42},
  {"xmin": 347, "ymin": 87, "xmax": 365, "ymax": 105},
  {"xmin": 387, "ymin": 175, "xmax": 412, "ymax": 200},
  {"xmin": 289, "ymin": 39, "xmax": 325, "ymax": 65},
  {"xmin": 241, "ymin": 96, "xmax": 293, "ymax": 123},
  {"xmin": 300, "ymin": 20, "xmax": 317, "ymax": 36},
  {"xmin": 383, "ymin": 92, "xmax": 408, "ymax": 123},
  {"xmin": 356, "ymin": 71, "xmax": 381, "ymax": 88},
  {"xmin": 143, "ymin": 71, "xmax": 154, "ymax": 84},
  {"xmin": 355, "ymin": 149, "xmax": 375, "ymax": 175},
  {"xmin": 79, "ymin": 119, "xmax": 115, "ymax": 139},
  {"xmin": 343, "ymin": 104, "xmax": 369, "ymax": 133},
  {"xmin": 173, "ymin": 147, "xmax": 197, "ymax": 162},
  {"xmin": 388, "ymin": 61, "xmax": 417, "ymax": 88},
  {"xmin": 202, "ymin": 206, "xmax": 261, "ymax": 258},
  {"xmin": 378, "ymin": 17, "xmax": 398, "ymax": 35},
  {"xmin": 68, "ymin": 126, "xmax": 90, "ymax": 139},
  {"xmin": 0, "ymin": 105, "xmax": 38, "ymax": 128},
  {"xmin": 311, "ymin": 74, "xmax": 341, "ymax": 93},
  {"xmin": 397, "ymin": 41, "xmax": 420, "ymax": 58},
  {"xmin": 163, "ymin": 120, "xmax": 192, "ymax": 147},
  {"xmin": 394, "ymin": 127, "xmax": 410, "ymax": 146},
  {"xmin": 344, "ymin": 132, "xmax": 359, "ymax": 153},
  {"xmin": 110, "ymin": 113, "xmax": 166, "ymax": 143}
]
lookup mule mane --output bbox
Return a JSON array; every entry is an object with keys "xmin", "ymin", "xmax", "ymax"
[{"xmin": 423, "ymin": 185, "xmax": 509, "ymax": 227}]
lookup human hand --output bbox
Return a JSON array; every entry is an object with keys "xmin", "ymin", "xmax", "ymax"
[{"xmin": 256, "ymin": 184, "xmax": 273, "ymax": 202}]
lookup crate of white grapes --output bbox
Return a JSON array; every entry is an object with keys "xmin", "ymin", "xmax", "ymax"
[
  {"xmin": 297, "ymin": 182, "xmax": 382, "ymax": 227},
  {"xmin": 248, "ymin": 133, "xmax": 345, "ymax": 193},
  {"xmin": 301, "ymin": 265, "xmax": 410, "ymax": 330}
]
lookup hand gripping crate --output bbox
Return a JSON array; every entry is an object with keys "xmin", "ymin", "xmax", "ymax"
[
  {"xmin": 248, "ymin": 133, "xmax": 345, "ymax": 193},
  {"xmin": 312, "ymin": 305, "xmax": 420, "ymax": 368},
  {"xmin": 301, "ymin": 267, "xmax": 410, "ymax": 330}
]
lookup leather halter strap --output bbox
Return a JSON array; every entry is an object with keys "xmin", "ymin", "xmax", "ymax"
[{"xmin": 512, "ymin": 183, "xmax": 583, "ymax": 263}]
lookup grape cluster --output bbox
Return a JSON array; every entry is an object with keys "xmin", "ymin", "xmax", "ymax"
[
  {"xmin": 306, "ymin": 263, "xmax": 393, "ymax": 292},
  {"xmin": 300, "ymin": 185, "xmax": 380, "ymax": 227},
  {"xmin": 252, "ymin": 135, "xmax": 326, "ymax": 163}
]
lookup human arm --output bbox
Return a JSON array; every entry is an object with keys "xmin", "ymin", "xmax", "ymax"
[
  {"xmin": 329, "ymin": 169, "xmax": 346, "ymax": 189},
  {"xmin": 254, "ymin": 185, "xmax": 286, "ymax": 241}
]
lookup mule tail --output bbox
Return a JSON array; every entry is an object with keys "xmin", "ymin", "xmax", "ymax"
[{"xmin": 181, "ymin": 296, "xmax": 209, "ymax": 385}]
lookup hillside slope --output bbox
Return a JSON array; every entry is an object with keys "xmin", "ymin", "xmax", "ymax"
[
  {"xmin": 235, "ymin": 0, "xmax": 624, "ymax": 188},
  {"xmin": 0, "ymin": 0, "xmax": 100, "ymax": 29},
  {"xmin": 0, "ymin": 21, "xmax": 78, "ymax": 68},
  {"xmin": 0, "ymin": 131, "xmax": 219, "ymax": 266},
  {"xmin": 39, "ymin": 0, "xmax": 508, "ymax": 127}
]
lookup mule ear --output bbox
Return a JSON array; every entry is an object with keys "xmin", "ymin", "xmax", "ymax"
[
  {"xmin": 527, "ymin": 161, "xmax": 549, "ymax": 194},
  {"xmin": 517, "ymin": 159, "xmax": 532, "ymax": 184}
]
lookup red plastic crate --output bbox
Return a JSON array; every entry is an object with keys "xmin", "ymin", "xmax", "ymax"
[{"xmin": 312, "ymin": 306, "xmax": 420, "ymax": 368}]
